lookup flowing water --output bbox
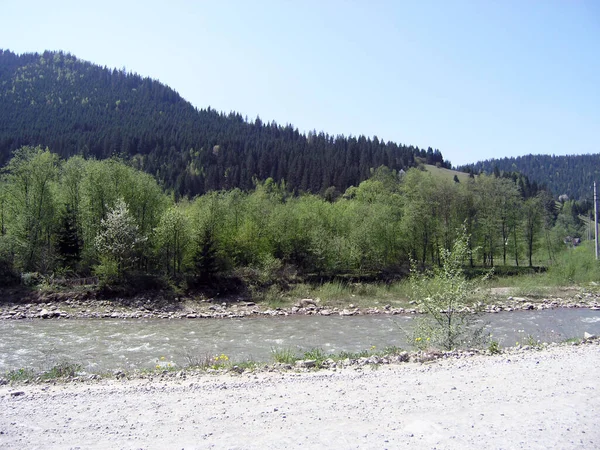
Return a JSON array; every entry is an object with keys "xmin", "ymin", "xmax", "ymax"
[{"xmin": 1, "ymin": 308, "xmax": 599, "ymax": 373}]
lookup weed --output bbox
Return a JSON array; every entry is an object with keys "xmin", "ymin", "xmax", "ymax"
[
  {"xmin": 271, "ymin": 347, "xmax": 297, "ymax": 364},
  {"xmin": 211, "ymin": 353, "xmax": 230, "ymax": 369},
  {"xmin": 41, "ymin": 362, "xmax": 82, "ymax": 379},
  {"xmin": 488, "ymin": 339, "xmax": 501, "ymax": 355},
  {"xmin": 5, "ymin": 367, "xmax": 35, "ymax": 382},
  {"xmin": 303, "ymin": 347, "xmax": 326, "ymax": 361}
]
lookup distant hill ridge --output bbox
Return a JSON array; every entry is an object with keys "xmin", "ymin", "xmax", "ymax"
[
  {"xmin": 463, "ymin": 154, "xmax": 600, "ymax": 201},
  {"xmin": 0, "ymin": 49, "xmax": 449, "ymax": 197}
]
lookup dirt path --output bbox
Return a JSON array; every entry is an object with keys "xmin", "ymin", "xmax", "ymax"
[{"xmin": 1, "ymin": 343, "xmax": 599, "ymax": 449}]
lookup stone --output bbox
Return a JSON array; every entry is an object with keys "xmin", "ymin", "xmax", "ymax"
[
  {"xmin": 295, "ymin": 359, "xmax": 316, "ymax": 368},
  {"xmin": 298, "ymin": 298, "xmax": 317, "ymax": 308},
  {"xmin": 584, "ymin": 332, "xmax": 597, "ymax": 340},
  {"xmin": 320, "ymin": 310, "xmax": 332, "ymax": 316}
]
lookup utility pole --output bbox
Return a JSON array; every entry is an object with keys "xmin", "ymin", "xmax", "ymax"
[{"xmin": 595, "ymin": 181, "xmax": 599, "ymax": 260}]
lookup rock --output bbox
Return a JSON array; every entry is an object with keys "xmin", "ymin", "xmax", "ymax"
[
  {"xmin": 186, "ymin": 314, "xmax": 197, "ymax": 319},
  {"xmin": 398, "ymin": 351, "xmax": 410, "ymax": 362},
  {"xmin": 298, "ymin": 298, "xmax": 317, "ymax": 308},
  {"xmin": 340, "ymin": 309, "xmax": 354, "ymax": 316},
  {"xmin": 584, "ymin": 332, "xmax": 597, "ymax": 340},
  {"xmin": 320, "ymin": 310, "xmax": 332, "ymax": 316},
  {"xmin": 295, "ymin": 360, "xmax": 316, "ymax": 369},
  {"xmin": 39, "ymin": 309, "xmax": 51, "ymax": 319},
  {"xmin": 10, "ymin": 391, "xmax": 25, "ymax": 397}
]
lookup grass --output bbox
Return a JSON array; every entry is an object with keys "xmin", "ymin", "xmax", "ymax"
[
  {"xmin": 285, "ymin": 280, "xmax": 412, "ymax": 309},
  {"xmin": 423, "ymin": 164, "xmax": 470, "ymax": 182},
  {"xmin": 3, "ymin": 362, "xmax": 82, "ymax": 382},
  {"xmin": 271, "ymin": 347, "xmax": 297, "ymax": 364},
  {"xmin": 269, "ymin": 345, "xmax": 407, "ymax": 369}
]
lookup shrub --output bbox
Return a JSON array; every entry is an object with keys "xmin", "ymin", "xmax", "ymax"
[{"xmin": 409, "ymin": 227, "xmax": 488, "ymax": 350}]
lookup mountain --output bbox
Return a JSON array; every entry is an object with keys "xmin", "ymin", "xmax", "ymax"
[
  {"xmin": 462, "ymin": 154, "xmax": 600, "ymax": 201},
  {"xmin": 0, "ymin": 49, "xmax": 449, "ymax": 197}
]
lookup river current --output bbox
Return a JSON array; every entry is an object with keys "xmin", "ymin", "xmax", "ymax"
[{"xmin": 1, "ymin": 308, "xmax": 599, "ymax": 372}]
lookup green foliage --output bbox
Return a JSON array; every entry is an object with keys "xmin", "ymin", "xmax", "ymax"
[
  {"xmin": 42, "ymin": 361, "xmax": 82, "ymax": 379},
  {"xmin": 271, "ymin": 347, "xmax": 297, "ymax": 364},
  {"xmin": 2, "ymin": 146, "xmax": 59, "ymax": 272},
  {"xmin": 0, "ymin": 144, "xmax": 589, "ymax": 294},
  {"xmin": 154, "ymin": 205, "xmax": 192, "ymax": 277},
  {"xmin": 4, "ymin": 362, "xmax": 82, "ymax": 382},
  {"xmin": 409, "ymin": 228, "xmax": 487, "ymax": 350},
  {"xmin": 547, "ymin": 241, "xmax": 600, "ymax": 284},
  {"xmin": 488, "ymin": 339, "xmax": 501, "ymax": 354},
  {"xmin": 5, "ymin": 367, "xmax": 36, "ymax": 382}
]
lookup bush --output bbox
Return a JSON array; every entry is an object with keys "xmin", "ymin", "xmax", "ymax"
[{"xmin": 409, "ymin": 227, "xmax": 488, "ymax": 350}]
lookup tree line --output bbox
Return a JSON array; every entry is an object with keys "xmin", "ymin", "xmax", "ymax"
[{"xmin": 0, "ymin": 147, "xmax": 586, "ymax": 289}]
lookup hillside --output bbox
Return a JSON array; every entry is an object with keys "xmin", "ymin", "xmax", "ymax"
[
  {"xmin": 423, "ymin": 164, "xmax": 470, "ymax": 183},
  {"xmin": 0, "ymin": 49, "xmax": 449, "ymax": 197},
  {"xmin": 463, "ymin": 154, "xmax": 600, "ymax": 201}
]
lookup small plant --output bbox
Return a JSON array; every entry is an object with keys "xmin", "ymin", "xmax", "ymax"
[
  {"xmin": 154, "ymin": 355, "xmax": 176, "ymax": 371},
  {"xmin": 211, "ymin": 353, "xmax": 230, "ymax": 369},
  {"xmin": 5, "ymin": 367, "xmax": 35, "ymax": 382},
  {"xmin": 232, "ymin": 360, "xmax": 259, "ymax": 371},
  {"xmin": 41, "ymin": 362, "xmax": 82, "ymax": 379},
  {"xmin": 379, "ymin": 346, "xmax": 404, "ymax": 356},
  {"xmin": 183, "ymin": 352, "xmax": 215, "ymax": 369},
  {"xmin": 488, "ymin": 339, "xmax": 501, "ymax": 355},
  {"xmin": 271, "ymin": 347, "xmax": 297, "ymax": 364},
  {"xmin": 337, "ymin": 349, "xmax": 370, "ymax": 360},
  {"xmin": 303, "ymin": 347, "xmax": 326, "ymax": 361},
  {"xmin": 524, "ymin": 334, "xmax": 541, "ymax": 348}
]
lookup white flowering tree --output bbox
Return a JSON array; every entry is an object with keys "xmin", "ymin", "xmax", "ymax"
[{"xmin": 95, "ymin": 198, "xmax": 147, "ymax": 281}]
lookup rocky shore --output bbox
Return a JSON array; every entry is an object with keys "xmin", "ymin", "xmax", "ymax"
[{"xmin": 1, "ymin": 288, "xmax": 600, "ymax": 320}]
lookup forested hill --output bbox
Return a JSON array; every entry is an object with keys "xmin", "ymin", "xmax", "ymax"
[
  {"xmin": 0, "ymin": 49, "xmax": 448, "ymax": 197},
  {"xmin": 463, "ymin": 154, "xmax": 600, "ymax": 201}
]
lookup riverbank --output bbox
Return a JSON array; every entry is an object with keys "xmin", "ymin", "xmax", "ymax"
[
  {"xmin": 1, "ymin": 286, "xmax": 599, "ymax": 320},
  {"xmin": 2, "ymin": 341, "xmax": 598, "ymax": 449}
]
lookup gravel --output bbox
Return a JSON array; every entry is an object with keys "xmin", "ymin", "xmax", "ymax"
[{"xmin": 1, "ymin": 343, "xmax": 598, "ymax": 449}]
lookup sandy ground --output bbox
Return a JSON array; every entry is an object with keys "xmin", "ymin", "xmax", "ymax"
[{"xmin": 1, "ymin": 344, "xmax": 598, "ymax": 450}]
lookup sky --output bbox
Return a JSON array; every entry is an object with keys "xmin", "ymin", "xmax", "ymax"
[{"xmin": 1, "ymin": 0, "xmax": 598, "ymax": 166}]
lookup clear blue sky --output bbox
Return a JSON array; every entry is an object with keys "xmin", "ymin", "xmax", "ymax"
[{"xmin": 1, "ymin": 0, "xmax": 598, "ymax": 166}]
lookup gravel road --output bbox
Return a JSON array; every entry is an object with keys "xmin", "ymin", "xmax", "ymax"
[{"xmin": 1, "ymin": 343, "xmax": 598, "ymax": 449}]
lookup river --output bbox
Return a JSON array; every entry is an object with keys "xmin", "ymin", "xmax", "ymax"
[{"xmin": 1, "ymin": 308, "xmax": 599, "ymax": 373}]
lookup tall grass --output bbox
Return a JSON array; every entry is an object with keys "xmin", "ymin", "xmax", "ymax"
[
  {"xmin": 547, "ymin": 241, "xmax": 600, "ymax": 285},
  {"xmin": 287, "ymin": 280, "xmax": 412, "ymax": 307}
]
